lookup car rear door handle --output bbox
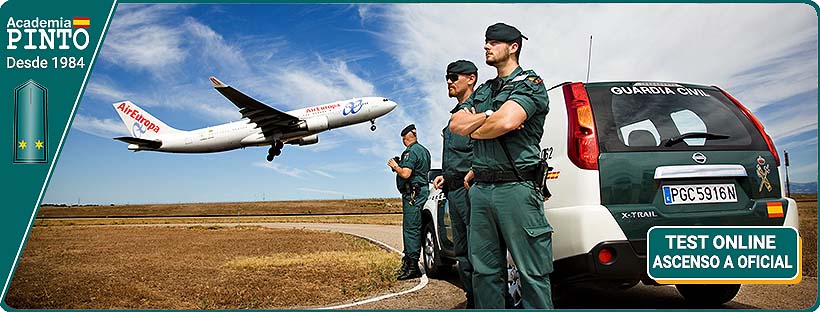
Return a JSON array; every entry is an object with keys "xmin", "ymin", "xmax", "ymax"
[{"xmin": 654, "ymin": 164, "xmax": 748, "ymax": 180}]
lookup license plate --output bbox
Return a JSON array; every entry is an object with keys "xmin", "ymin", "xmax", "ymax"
[{"xmin": 662, "ymin": 184, "xmax": 738, "ymax": 205}]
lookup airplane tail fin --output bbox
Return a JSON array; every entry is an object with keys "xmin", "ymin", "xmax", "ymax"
[{"xmin": 112, "ymin": 101, "xmax": 182, "ymax": 139}]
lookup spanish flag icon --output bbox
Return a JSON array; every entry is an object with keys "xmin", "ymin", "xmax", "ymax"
[
  {"xmin": 767, "ymin": 202, "xmax": 784, "ymax": 218},
  {"xmin": 73, "ymin": 17, "xmax": 90, "ymax": 28}
]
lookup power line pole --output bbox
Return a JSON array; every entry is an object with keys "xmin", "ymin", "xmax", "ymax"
[{"xmin": 784, "ymin": 150, "xmax": 791, "ymax": 197}]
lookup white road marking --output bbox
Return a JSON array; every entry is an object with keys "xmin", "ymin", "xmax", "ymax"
[{"xmin": 270, "ymin": 227, "xmax": 430, "ymax": 310}]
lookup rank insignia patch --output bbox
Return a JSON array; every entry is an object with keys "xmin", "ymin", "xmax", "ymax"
[{"xmin": 14, "ymin": 80, "xmax": 48, "ymax": 164}]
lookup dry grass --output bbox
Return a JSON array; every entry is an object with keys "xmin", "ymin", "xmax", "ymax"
[
  {"xmin": 6, "ymin": 226, "xmax": 403, "ymax": 309},
  {"xmin": 796, "ymin": 196, "xmax": 817, "ymax": 277},
  {"xmin": 34, "ymin": 214, "xmax": 403, "ymax": 227},
  {"xmin": 225, "ymin": 250, "xmax": 392, "ymax": 269},
  {"xmin": 38, "ymin": 198, "xmax": 402, "ymax": 218}
]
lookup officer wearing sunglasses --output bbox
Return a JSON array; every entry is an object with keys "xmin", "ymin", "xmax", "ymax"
[
  {"xmin": 433, "ymin": 59, "xmax": 478, "ymax": 308},
  {"xmin": 449, "ymin": 23, "xmax": 553, "ymax": 309}
]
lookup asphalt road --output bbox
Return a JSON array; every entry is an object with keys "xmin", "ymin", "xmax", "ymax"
[{"xmin": 176, "ymin": 222, "xmax": 815, "ymax": 310}]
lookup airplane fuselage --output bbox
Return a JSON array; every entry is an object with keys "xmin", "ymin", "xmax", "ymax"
[{"xmin": 125, "ymin": 97, "xmax": 396, "ymax": 153}]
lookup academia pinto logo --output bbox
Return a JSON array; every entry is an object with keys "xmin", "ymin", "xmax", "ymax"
[
  {"xmin": 6, "ymin": 16, "xmax": 90, "ymax": 69},
  {"xmin": 6, "ymin": 16, "xmax": 90, "ymax": 50}
]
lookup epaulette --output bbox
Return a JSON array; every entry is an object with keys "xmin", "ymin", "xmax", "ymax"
[
  {"xmin": 510, "ymin": 72, "xmax": 529, "ymax": 82},
  {"xmin": 511, "ymin": 70, "xmax": 542, "ymax": 84}
]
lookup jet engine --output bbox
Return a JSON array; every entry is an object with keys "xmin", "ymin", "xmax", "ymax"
[
  {"xmin": 290, "ymin": 134, "xmax": 319, "ymax": 146},
  {"xmin": 301, "ymin": 116, "xmax": 329, "ymax": 132}
]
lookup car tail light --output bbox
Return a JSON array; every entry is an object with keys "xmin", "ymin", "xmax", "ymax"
[
  {"xmin": 717, "ymin": 87, "xmax": 780, "ymax": 166},
  {"xmin": 597, "ymin": 247, "xmax": 615, "ymax": 265},
  {"xmin": 563, "ymin": 82, "xmax": 599, "ymax": 170}
]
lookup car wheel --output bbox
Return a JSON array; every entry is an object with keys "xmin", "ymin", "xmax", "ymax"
[
  {"xmin": 422, "ymin": 221, "xmax": 447, "ymax": 278},
  {"xmin": 675, "ymin": 284, "xmax": 740, "ymax": 307}
]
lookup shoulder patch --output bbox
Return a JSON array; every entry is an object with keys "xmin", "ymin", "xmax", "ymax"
[{"xmin": 527, "ymin": 76, "xmax": 543, "ymax": 84}]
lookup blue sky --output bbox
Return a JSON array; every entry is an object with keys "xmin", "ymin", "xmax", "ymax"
[{"xmin": 44, "ymin": 4, "xmax": 817, "ymax": 204}]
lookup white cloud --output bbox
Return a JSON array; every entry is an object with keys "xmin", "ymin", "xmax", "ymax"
[
  {"xmin": 763, "ymin": 110, "xmax": 819, "ymax": 140},
  {"xmin": 311, "ymin": 169, "xmax": 336, "ymax": 179},
  {"xmin": 354, "ymin": 4, "xmax": 386, "ymax": 25},
  {"xmin": 183, "ymin": 17, "xmax": 251, "ymax": 74},
  {"xmin": 85, "ymin": 80, "xmax": 130, "ymax": 101},
  {"xmin": 303, "ymin": 137, "xmax": 344, "ymax": 152},
  {"xmin": 71, "ymin": 114, "xmax": 128, "ymax": 138},
  {"xmin": 786, "ymin": 163, "xmax": 819, "ymax": 181},
  {"xmin": 780, "ymin": 135, "xmax": 818, "ymax": 151},
  {"xmin": 101, "ymin": 5, "xmax": 187, "ymax": 74},
  {"xmin": 93, "ymin": 4, "xmax": 400, "ymax": 158},
  {"xmin": 95, "ymin": 4, "xmax": 816, "ymax": 175},
  {"xmin": 232, "ymin": 57, "xmax": 378, "ymax": 110},
  {"xmin": 375, "ymin": 4, "xmax": 817, "ymax": 170},
  {"xmin": 253, "ymin": 161, "xmax": 306, "ymax": 178},
  {"xmin": 297, "ymin": 187, "xmax": 355, "ymax": 198}
]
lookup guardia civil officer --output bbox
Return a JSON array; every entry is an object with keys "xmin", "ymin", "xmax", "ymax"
[
  {"xmin": 449, "ymin": 23, "xmax": 553, "ymax": 309},
  {"xmin": 387, "ymin": 124, "xmax": 431, "ymax": 280},
  {"xmin": 433, "ymin": 60, "xmax": 478, "ymax": 308}
]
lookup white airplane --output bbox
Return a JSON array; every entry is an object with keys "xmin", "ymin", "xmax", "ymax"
[{"xmin": 112, "ymin": 76, "xmax": 398, "ymax": 161}]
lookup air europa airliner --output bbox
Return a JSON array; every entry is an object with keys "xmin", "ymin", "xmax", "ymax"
[{"xmin": 113, "ymin": 76, "xmax": 398, "ymax": 161}]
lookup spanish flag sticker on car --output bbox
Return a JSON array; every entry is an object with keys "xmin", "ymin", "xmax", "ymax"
[{"xmin": 767, "ymin": 202, "xmax": 784, "ymax": 218}]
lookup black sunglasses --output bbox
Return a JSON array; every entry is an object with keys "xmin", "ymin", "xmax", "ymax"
[{"xmin": 446, "ymin": 73, "xmax": 460, "ymax": 82}]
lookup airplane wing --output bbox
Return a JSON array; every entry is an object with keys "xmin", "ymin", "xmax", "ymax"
[
  {"xmin": 114, "ymin": 136, "xmax": 162, "ymax": 149},
  {"xmin": 209, "ymin": 76, "xmax": 300, "ymax": 138}
]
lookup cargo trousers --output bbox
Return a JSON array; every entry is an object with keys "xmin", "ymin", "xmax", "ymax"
[
  {"xmin": 469, "ymin": 181, "xmax": 554, "ymax": 309},
  {"xmin": 402, "ymin": 186, "xmax": 429, "ymax": 263},
  {"xmin": 445, "ymin": 185, "xmax": 474, "ymax": 300}
]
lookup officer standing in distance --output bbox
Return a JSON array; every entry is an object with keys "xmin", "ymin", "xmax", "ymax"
[
  {"xmin": 388, "ymin": 124, "xmax": 431, "ymax": 280},
  {"xmin": 433, "ymin": 59, "xmax": 478, "ymax": 308},
  {"xmin": 449, "ymin": 23, "xmax": 553, "ymax": 309}
]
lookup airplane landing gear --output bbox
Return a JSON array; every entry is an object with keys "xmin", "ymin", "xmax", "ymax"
[
  {"xmin": 266, "ymin": 141, "xmax": 284, "ymax": 162},
  {"xmin": 370, "ymin": 119, "xmax": 377, "ymax": 132}
]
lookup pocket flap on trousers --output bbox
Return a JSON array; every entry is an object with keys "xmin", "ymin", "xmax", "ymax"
[{"xmin": 524, "ymin": 224, "xmax": 553, "ymax": 237}]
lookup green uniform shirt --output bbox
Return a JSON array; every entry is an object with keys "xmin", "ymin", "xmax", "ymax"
[
  {"xmin": 458, "ymin": 66, "xmax": 549, "ymax": 172},
  {"xmin": 396, "ymin": 141, "xmax": 431, "ymax": 191},
  {"xmin": 442, "ymin": 103, "xmax": 474, "ymax": 180}
]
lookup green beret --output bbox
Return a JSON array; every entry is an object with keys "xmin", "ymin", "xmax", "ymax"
[
  {"xmin": 447, "ymin": 60, "xmax": 478, "ymax": 75},
  {"xmin": 485, "ymin": 22, "xmax": 528, "ymax": 42},
  {"xmin": 401, "ymin": 124, "xmax": 416, "ymax": 137}
]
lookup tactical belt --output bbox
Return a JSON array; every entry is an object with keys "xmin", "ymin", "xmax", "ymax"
[
  {"xmin": 403, "ymin": 183, "xmax": 424, "ymax": 195},
  {"xmin": 444, "ymin": 172, "xmax": 468, "ymax": 191},
  {"xmin": 474, "ymin": 168, "xmax": 538, "ymax": 183}
]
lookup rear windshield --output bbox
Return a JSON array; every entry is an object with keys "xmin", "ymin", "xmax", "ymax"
[{"xmin": 586, "ymin": 84, "xmax": 769, "ymax": 152}]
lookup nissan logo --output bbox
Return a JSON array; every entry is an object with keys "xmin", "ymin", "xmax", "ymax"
[{"xmin": 692, "ymin": 152, "xmax": 707, "ymax": 164}]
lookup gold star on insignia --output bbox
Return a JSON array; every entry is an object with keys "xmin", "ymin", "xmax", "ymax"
[
  {"xmin": 18, "ymin": 140, "xmax": 27, "ymax": 150},
  {"xmin": 35, "ymin": 140, "xmax": 44, "ymax": 150}
]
